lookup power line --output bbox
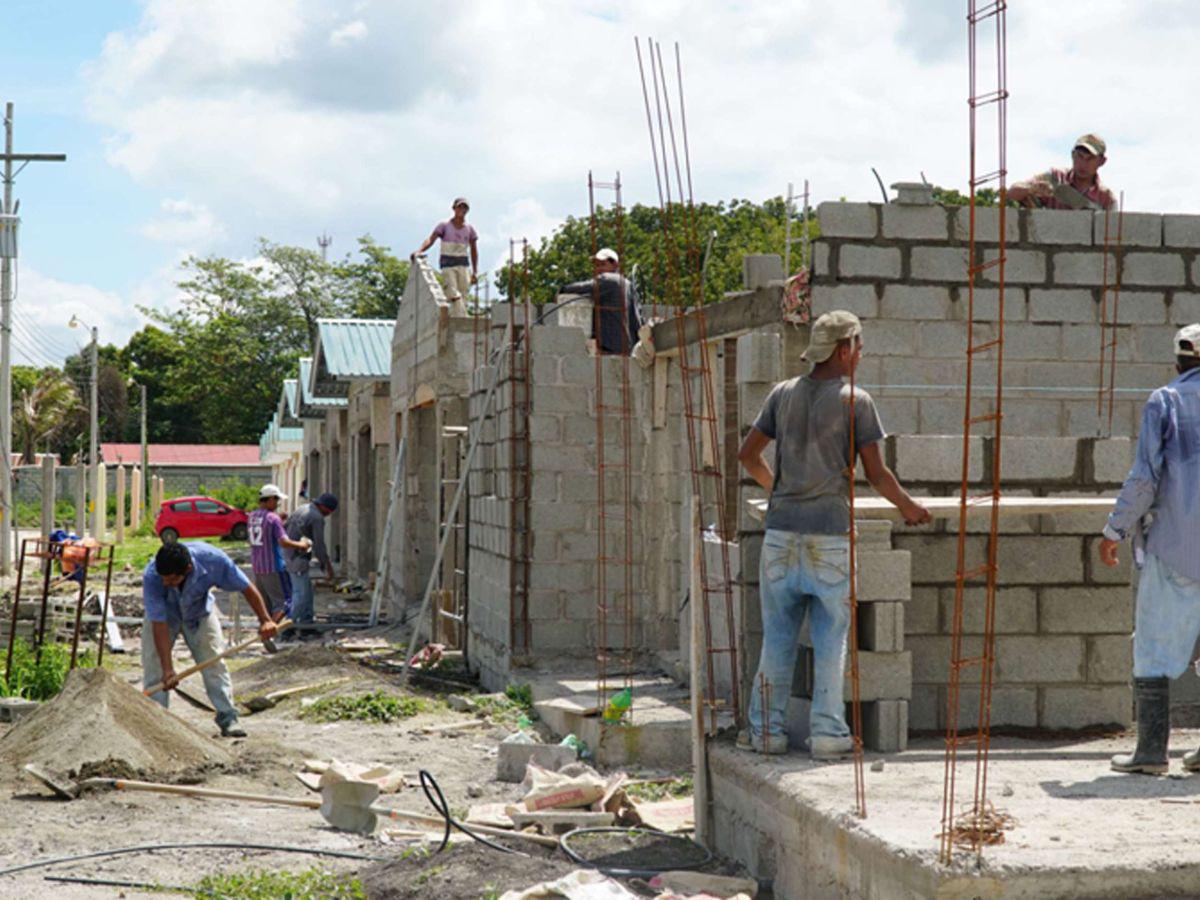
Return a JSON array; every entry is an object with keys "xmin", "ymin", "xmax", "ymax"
[{"xmin": 12, "ymin": 313, "xmax": 75, "ymax": 363}]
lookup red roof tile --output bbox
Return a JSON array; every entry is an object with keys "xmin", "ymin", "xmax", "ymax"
[{"xmin": 100, "ymin": 443, "xmax": 263, "ymax": 466}]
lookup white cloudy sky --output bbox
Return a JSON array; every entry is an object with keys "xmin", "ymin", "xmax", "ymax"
[{"xmin": 2, "ymin": 0, "xmax": 1195, "ymax": 365}]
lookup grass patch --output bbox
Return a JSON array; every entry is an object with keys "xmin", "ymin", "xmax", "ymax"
[
  {"xmin": 110, "ymin": 534, "xmax": 225, "ymax": 571},
  {"xmin": 193, "ymin": 867, "xmax": 364, "ymax": 899},
  {"xmin": 624, "ymin": 774, "xmax": 694, "ymax": 803},
  {"xmin": 471, "ymin": 682, "xmax": 537, "ymax": 725},
  {"xmin": 299, "ymin": 690, "xmax": 427, "ymax": 724},
  {"xmin": 0, "ymin": 637, "xmax": 94, "ymax": 700}
]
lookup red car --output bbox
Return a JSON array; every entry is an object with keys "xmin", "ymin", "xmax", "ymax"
[{"xmin": 155, "ymin": 496, "xmax": 249, "ymax": 543}]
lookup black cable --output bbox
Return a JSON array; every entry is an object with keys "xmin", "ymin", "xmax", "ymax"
[
  {"xmin": 417, "ymin": 769, "xmax": 526, "ymax": 856},
  {"xmin": 0, "ymin": 841, "xmax": 383, "ymax": 879},
  {"xmin": 44, "ymin": 874, "xmax": 194, "ymax": 891},
  {"xmin": 559, "ymin": 827, "xmax": 712, "ymax": 879}
]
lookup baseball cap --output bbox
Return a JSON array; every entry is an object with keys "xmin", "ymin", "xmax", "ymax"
[
  {"xmin": 595, "ymin": 247, "xmax": 619, "ymax": 263},
  {"xmin": 259, "ymin": 483, "xmax": 284, "ymax": 500},
  {"xmin": 315, "ymin": 492, "xmax": 339, "ymax": 511},
  {"xmin": 801, "ymin": 310, "xmax": 863, "ymax": 364},
  {"xmin": 1175, "ymin": 323, "xmax": 1200, "ymax": 358},
  {"xmin": 452, "ymin": 197, "xmax": 469, "ymax": 209},
  {"xmin": 1074, "ymin": 134, "xmax": 1106, "ymax": 157}
]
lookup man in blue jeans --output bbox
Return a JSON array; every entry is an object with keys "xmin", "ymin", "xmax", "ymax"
[
  {"xmin": 736, "ymin": 311, "xmax": 930, "ymax": 757},
  {"xmin": 1102, "ymin": 324, "xmax": 1200, "ymax": 774},
  {"xmin": 284, "ymin": 492, "xmax": 337, "ymax": 639}
]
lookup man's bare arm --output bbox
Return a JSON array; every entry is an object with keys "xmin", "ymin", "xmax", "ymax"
[
  {"xmin": 411, "ymin": 230, "xmax": 439, "ymax": 259},
  {"xmin": 241, "ymin": 584, "xmax": 279, "ymax": 641},
  {"xmin": 859, "ymin": 442, "xmax": 931, "ymax": 525},
  {"xmin": 737, "ymin": 427, "xmax": 774, "ymax": 492},
  {"xmin": 470, "ymin": 240, "xmax": 479, "ymax": 282},
  {"xmin": 152, "ymin": 621, "xmax": 178, "ymax": 690}
]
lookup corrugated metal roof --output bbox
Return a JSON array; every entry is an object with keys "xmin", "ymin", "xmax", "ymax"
[
  {"xmin": 298, "ymin": 357, "xmax": 347, "ymax": 409},
  {"xmin": 314, "ymin": 318, "xmax": 392, "ymax": 380},
  {"xmin": 282, "ymin": 379, "xmax": 300, "ymax": 419}
]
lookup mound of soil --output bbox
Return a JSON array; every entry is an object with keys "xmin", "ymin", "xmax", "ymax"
[
  {"xmin": 359, "ymin": 843, "xmax": 578, "ymax": 899},
  {"xmin": 0, "ymin": 668, "xmax": 231, "ymax": 780},
  {"xmin": 233, "ymin": 645, "xmax": 382, "ymax": 699}
]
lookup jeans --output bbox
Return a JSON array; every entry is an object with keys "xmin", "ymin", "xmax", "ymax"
[
  {"xmin": 1134, "ymin": 553, "xmax": 1200, "ymax": 679},
  {"xmin": 747, "ymin": 529, "xmax": 852, "ymax": 740},
  {"xmin": 141, "ymin": 608, "xmax": 239, "ymax": 730},
  {"xmin": 290, "ymin": 571, "xmax": 315, "ymax": 630}
]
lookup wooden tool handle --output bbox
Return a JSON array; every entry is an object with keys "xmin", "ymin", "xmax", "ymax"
[{"xmin": 143, "ymin": 618, "xmax": 292, "ymax": 696}]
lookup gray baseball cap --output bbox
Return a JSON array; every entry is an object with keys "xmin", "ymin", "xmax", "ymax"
[{"xmin": 802, "ymin": 310, "xmax": 863, "ymax": 363}]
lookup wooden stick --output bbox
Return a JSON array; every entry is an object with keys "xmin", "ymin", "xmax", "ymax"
[{"xmin": 143, "ymin": 619, "xmax": 292, "ymax": 696}]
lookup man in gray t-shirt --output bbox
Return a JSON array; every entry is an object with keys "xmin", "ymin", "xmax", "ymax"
[{"xmin": 736, "ymin": 310, "xmax": 930, "ymax": 758}]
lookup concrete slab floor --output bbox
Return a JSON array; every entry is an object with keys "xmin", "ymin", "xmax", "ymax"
[{"xmin": 711, "ymin": 730, "xmax": 1200, "ymax": 899}]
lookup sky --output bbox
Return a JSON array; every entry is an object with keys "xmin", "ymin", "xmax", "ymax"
[{"xmin": 1, "ymin": 0, "xmax": 1195, "ymax": 368}]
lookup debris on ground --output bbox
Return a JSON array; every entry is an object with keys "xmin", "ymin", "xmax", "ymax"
[
  {"xmin": 517, "ymin": 761, "xmax": 607, "ymax": 812},
  {"xmin": 628, "ymin": 796, "xmax": 694, "ymax": 833},
  {"xmin": 0, "ymin": 667, "xmax": 231, "ymax": 781},
  {"xmin": 298, "ymin": 758, "xmax": 407, "ymax": 793},
  {"xmin": 358, "ymin": 843, "xmax": 576, "ymax": 899},
  {"xmin": 499, "ymin": 730, "xmax": 579, "ymax": 781},
  {"xmin": 646, "ymin": 870, "xmax": 758, "ymax": 898},
  {"xmin": 499, "ymin": 868, "xmax": 641, "ymax": 899}
]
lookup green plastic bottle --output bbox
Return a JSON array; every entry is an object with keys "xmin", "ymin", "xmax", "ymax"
[{"xmin": 602, "ymin": 687, "xmax": 633, "ymax": 723}]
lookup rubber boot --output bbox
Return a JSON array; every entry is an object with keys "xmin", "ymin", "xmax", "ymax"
[
  {"xmin": 1111, "ymin": 677, "xmax": 1169, "ymax": 774},
  {"xmin": 1184, "ymin": 745, "xmax": 1200, "ymax": 773}
]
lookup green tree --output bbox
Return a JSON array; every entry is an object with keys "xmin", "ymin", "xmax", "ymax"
[
  {"xmin": 13, "ymin": 369, "xmax": 82, "ymax": 463},
  {"xmin": 332, "ymin": 236, "xmax": 409, "ymax": 319}
]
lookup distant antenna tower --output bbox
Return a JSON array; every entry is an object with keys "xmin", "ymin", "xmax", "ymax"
[{"xmin": 317, "ymin": 232, "xmax": 332, "ymax": 261}]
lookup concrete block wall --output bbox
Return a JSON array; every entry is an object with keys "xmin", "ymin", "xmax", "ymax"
[
  {"xmin": 890, "ymin": 433, "xmax": 1135, "ymax": 731},
  {"xmin": 813, "ymin": 201, "xmax": 1196, "ymax": 437}
]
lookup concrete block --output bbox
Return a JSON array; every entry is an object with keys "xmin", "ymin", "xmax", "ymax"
[
  {"xmin": 910, "ymin": 247, "xmax": 969, "ymax": 282},
  {"xmin": 735, "ymin": 332, "xmax": 783, "ymax": 384},
  {"xmin": 858, "ymin": 550, "xmax": 912, "ymax": 602},
  {"xmin": 1122, "ymin": 252, "xmax": 1185, "ymax": 287},
  {"xmin": 809, "ymin": 283, "xmax": 878, "ymax": 319},
  {"xmin": 859, "ymin": 601, "xmax": 904, "ymax": 652},
  {"xmin": 999, "ymin": 436, "xmax": 1078, "ymax": 481},
  {"xmin": 743, "ymin": 254, "xmax": 784, "ymax": 289},
  {"xmin": 1061, "ymin": 323, "xmax": 1127, "ymax": 361},
  {"xmin": 496, "ymin": 740, "xmax": 578, "ymax": 782},
  {"xmin": 1024, "ymin": 360, "xmax": 1097, "ymax": 389},
  {"xmin": 533, "ymin": 324, "xmax": 589, "ymax": 354},
  {"xmin": 947, "ymin": 686, "xmax": 1038, "ymax": 729},
  {"xmin": 881, "ymin": 204, "xmax": 948, "ymax": 240},
  {"xmin": 0, "ymin": 697, "xmax": 38, "ymax": 722},
  {"xmin": 855, "ymin": 519, "xmax": 895, "ymax": 549},
  {"xmin": 876, "ymin": 284, "xmax": 949, "ymax": 319},
  {"xmin": 908, "ymin": 684, "xmax": 940, "ymax": 731},
  {"xmin": 1115, "ymin": 290, "xmax": 1170, "ymax": 326},
  {"xmin": 811, "ymin": 242, "xmax": 831, "ymax": 278},
  {"xmin": 1169, "ymin": 292, "xmax": 1200, "ymax": 325},
  {"xmin": 1053, "ymin": 251, "xmax": 1114, "ymax": 286},
  {"xmin": 1083, "ymin": 536, "xmax": 1132, "ymax": 585},
  {"xmin": 880, "ymin": 356, "xmax": 964, "ymax": 387},
  {"xmin": 1029, "ymin": 288, "xmax": 1097, "ymax": 323},
  {"xmin": 1163, "ymin": 214, "xmax": 1200, "ymax": 248},
  {"xmin": 1028, "ymin": 209, "xmax": 1093, "ymax": 245},
  {"xmin": 916, "ymin": 320, "xmax": 969, "ymax": 357},
  {"xmin": 906, "ymin": 586, "xmax": 940, "ymax": 635},
  {"xmin": 896, "ymin": 533, "xmax": 988, "ymax": 585},
  {"xmin": 909, "ymin": 634, "xmax": 981, "ymax": 685},
  {"xmin": 1040, "ymin": 586, "xmax": 1133, "ymax": 634},
  {"xmin": 1005, "ymin": 322, "xmax": 1062, "ymax": 360},
  {"xmin": 951, "ymin": 206, "xmax": 1018, "ymax": 244},
  {"xmin": 817, "ymin": 202, "xmax": 878, "ymax": 239},
  {"xmin": 963, "ymin": 287, "xmax": 1027, "ymax": 321},
  {"xmin": 839, "ymin": 244, "xmax": 902, "ymax": 280},
  {"xmin": 1092, "ymin": 438, "xmax": 1133, "ymax": 483},
  {"xmin": 862, "ymin": 699, "xmax": 908, "ymax": 752},
  {"xmin": 894, "ymin": 434, "xmax": 982, "ymax": 482},
  {"xmin": 996, "ymin": 535, "xmax": 1084, "ymax": 584},
  {"xmin": 1041, "ymin": 684, "xmax": 1131, "ymax": 728},
  {"xmin": 995, "ymin": 635, "xmax": 1086, "ymax": 683},
  {"xmin": 948, "ymin": 586, "xmax": 1037, "ymax": 634},
  {"xmin": 982, "ymin": 248, "xmax": 1045, "ymax": 285},
  {"xmin": 1087, "ymin": 633, "xmax": 1133, "ymax": 683},
  {"xmin": 1094, "ymin": 211, "xmax": 1161, "ymax": 248},
  {"xmin": 846, "ymin": 650, "xmax": 912, "ymax": 701},
  {"xmin": 874, "ymin": 395, "xmax": 919, "ymax": 435}
]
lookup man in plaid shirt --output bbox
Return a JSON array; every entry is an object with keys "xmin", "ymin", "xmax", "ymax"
[{"xmin": 1010, "ymin": 133, "xmax": 1116, "ymax": 211}]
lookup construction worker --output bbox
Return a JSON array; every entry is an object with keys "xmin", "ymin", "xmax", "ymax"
[
  {"xmin": 247, "ymin": 484, "xmax": 311, "ymax": 622},
  {"xmin": 1103, "ymin": 324, "xmax": 1200, "ymax": 774},
  {"xmin": 558, "ymin": 248, "xmax": 643, "ymax": 355},
  {"xmin": 1009, "ymin": 133, "xmax": 1116, "ymax": 210},
  {"xmin": 412, "ymin": 197, "xmax": 478, "ymax": 316},
  {"xmin": 142, "ymin": 541, "xmax": 278, "ymax": 737},
  {"xmin": 283, "ymin": 492, "xmax": 337, "ymax": 640},
  {"xmin": 736, "ymin": 311, "xmax": 931, "ymax": 757}
]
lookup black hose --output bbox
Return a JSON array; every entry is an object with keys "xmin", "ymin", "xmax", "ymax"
[
  {"xmin": 417, "ymin": 769, "xmax": 528, "ymax": 857},
  {"xmin": 559, "ymin": 826, "xmax": 712, "ymax": 879},
  {"xmin": 0, "ymin": 841, "xmax": 383, "ymax": 879}
]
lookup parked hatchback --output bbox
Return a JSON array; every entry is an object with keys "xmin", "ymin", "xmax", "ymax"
[{"xmin": 155, "ymin": 496, "xmax": 249, "ymax": 543}]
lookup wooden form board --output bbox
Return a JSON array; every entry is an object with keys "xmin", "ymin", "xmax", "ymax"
[{"xmin": 746, "ymin": 495, "xmax": 1114, "ymax": 523}]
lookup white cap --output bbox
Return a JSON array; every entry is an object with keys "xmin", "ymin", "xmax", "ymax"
[
  {"xmin": 1175, "ymin": 323, "xmax": 1200, "ymax": 358},
  {"xmin": 259, "ymin": 483, "xmax": 285, "ymax": 500},
  {"xmin": 594, "ymin": 247, "xmax": 619, "ymax": 263}
]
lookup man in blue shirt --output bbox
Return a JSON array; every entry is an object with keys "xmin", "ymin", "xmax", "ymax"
[
  {"xmin": 142, "ymin": 541, "xmax": 279, "ymax": 737},
  {"xmin": 1103, "ymin": 324, "xmax": 1200, "ymax": 774}
]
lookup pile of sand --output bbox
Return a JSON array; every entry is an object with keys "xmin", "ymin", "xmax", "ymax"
[
  {"xmin": 233, "ymin": 645, "xmax": 380, "ymax": 699},
  {"xmin": 0, "ymin": 668, "xmax": 231, "ymax": 779}
]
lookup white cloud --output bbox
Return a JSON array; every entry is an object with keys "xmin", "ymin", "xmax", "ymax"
[
  {"xmin": 329, "ymin": 20, "xmax": 368, "ymax": 47},
  {"xmin": 139, "ymin": 198, "xmax": 226, "ymax": 249},
  {"xmin": 11, "ymin": 267, "xmax": 140, "ymax": 366}
]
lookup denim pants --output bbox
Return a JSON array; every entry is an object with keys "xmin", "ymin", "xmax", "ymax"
[
  {"xmin": 141, "ymin": 608, "xmax": 239, "ymax": 730},
  {"xmin": 1133, "ymin": 553, "xmax": 1200, "ymax": 679},
  {"xmin": 290, "ymin": 571, "xmax": 315, "ymax": 628},
  {"xmin": 747, "ymin": 529, "xmax": 852, "ymax": 740}
]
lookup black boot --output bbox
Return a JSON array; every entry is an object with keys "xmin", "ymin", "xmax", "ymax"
[{"xmin": 1111, "ymin": 677, "xmax": 1169, "ymax": 774}]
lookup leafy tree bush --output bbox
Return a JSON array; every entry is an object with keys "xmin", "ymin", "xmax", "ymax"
[{"xmin": 0, "ymin": 637, "xmax": 94, "ymax": 700}]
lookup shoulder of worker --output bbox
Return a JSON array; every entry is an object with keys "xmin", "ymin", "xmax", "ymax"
[
  {"xmin": 184, "ymin": 540, "xmax": 233, "ymax": 566},
  {"xmin": 839, "ymin": 381, "xmax": 877, "ymax": 403}
]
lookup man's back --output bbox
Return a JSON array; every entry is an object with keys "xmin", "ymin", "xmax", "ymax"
[
  {"xmin": 1144, "ymin": 369, "xmax": 1200, "ymax": 572},
  {"xmin": 285, "ymin": 503, "xmax": 325, "ymax": 573}
]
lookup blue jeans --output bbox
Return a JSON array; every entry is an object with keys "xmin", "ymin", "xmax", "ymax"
[
  {"xmin": 1134, "ymin": 553, "xmax": 1200, "ymax": 679},
  {"xmin": 141, "ymin": 609, "xmax": 239, "ymax": 731},
  {"xmin": 290, "ymin": 571, "xmax": 315, "ymax": 629},
  {"xmin": 747, "ymin": 529, "xmax": 852, "ymax": 740}
]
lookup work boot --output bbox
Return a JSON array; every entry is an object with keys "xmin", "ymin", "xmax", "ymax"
[
  {"xmin": 736, "ymin": 729, "xmax": 788, "ymax": 755},
  {"xmin": 220, "ymin": 722, "xmax": 248, "ymax": 738},
  {"xmin": 1183, "ymin": 746, "xmax": 1200, "ymax": 773},
  {"xmin": 810, "ymin": 735, "xmax": 855, "ymax": 760},
  {"xmin": 1111, "ymin": 677, "xmax": 1169, "ymax": 775}
]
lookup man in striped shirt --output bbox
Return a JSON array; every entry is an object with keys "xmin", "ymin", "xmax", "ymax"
[
  {"xmin": 413, "ymin": 197, "xmax": 479, "ymax": 316},
  {"xmin": 1010, "ymin": 133, "xmax": 1116, "ymax": 211}
]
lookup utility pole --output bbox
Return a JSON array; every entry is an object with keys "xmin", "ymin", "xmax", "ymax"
[
  {"xmin": 0, "ymin": 102, "xmax": 66, "ymax": 573},
  {"xmin": 140, "ymin": 382, "xmax": 148, "ymax": 516},
  {"xmin": 88, "ymin": 326, "xmax": 98, "ymax": 538},
  {"xmin": 317, "ymin": 232, "xmax": 331, "ymax": 262}
]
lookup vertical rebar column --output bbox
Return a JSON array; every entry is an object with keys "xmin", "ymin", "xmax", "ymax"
[
  {"xmin": 507, "ymin": 240, "xmax": 533, "ymax": 655},
  {"xmin": 1105, "ymin": 193, "xmax": 1126, "ymax": 435},
  {"xmin": 940, "ymin": 0, "xmax": 1009, "ymax": 864},
  {"xmin": 847, "ymin": 363, "xmax": 866, "ymax": 818}
]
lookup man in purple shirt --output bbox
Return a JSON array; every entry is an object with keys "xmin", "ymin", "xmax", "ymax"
[
  {"xmin": 247, "ymin": 484, "xmax": 310, "ymax": 621},
  {"xmin": 412, "ymin": 197, "xmax": 479, "ymax": 316}
]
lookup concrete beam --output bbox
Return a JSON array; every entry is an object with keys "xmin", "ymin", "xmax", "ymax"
[{"xmin": 649, "ymin": 286, "xmax": 782, "ymax": 357}]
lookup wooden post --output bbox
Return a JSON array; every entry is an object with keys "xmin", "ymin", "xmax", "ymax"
[
  {"xmin": 130, "ymin": 466, "xmax": 142, "ymax": 532},
  {"xmin": 40, "ymin": 455, "xmax": 55, "ymax": 537},
  {"xmin": 94, "ymin": 464, "xmax": 107, "ymax": 542},
  {"xmin": 115, "ymin": 466, "xmax": 126, "ymax": 543},
  {"xmin": 74, "ymin": 462, "xmax": 86, "ymax": 536}
]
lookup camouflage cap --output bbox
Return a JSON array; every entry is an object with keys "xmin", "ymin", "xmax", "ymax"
[
  {"xmin": 801, "ymin": 310, "xmax": 862, "ymax": 364},
  {"xmin": 1074, "ymin": 134, "xmax": 1106, "ymax": 157}
]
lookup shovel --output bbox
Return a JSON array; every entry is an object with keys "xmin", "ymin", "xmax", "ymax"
[{"xmin": 143, "ymin": 619, "xmax": 292, "ymax": 697}]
